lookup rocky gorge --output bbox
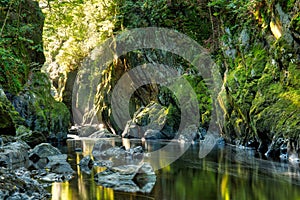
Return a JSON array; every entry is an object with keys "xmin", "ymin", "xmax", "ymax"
[
  {"xmin": 42, "ymin": 0, "xmax": 299, "ymax": 161},
  {"xmin": 0, "ymin": 0, "xmax": 300, "ymax": 199}
]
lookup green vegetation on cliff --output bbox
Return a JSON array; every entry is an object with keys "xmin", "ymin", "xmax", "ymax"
[
  {"xmin": 0, "ymin": 0, "xmax": 45, "ymax": 94},
  {"xmin": 211, "ymin": 0, "xmax": 300, "ymax": 156},
  {"xmin": 0, "ymin": 0, "xmax": 70, "ymax": 141}
]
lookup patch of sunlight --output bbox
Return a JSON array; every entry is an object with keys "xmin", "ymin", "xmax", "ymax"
[
  {"xmin": 163, "ymin": 164, "xmax": 171, "ymax": 172},
  {"xmin": 103, "ymin": 187, "xmax": 114, "ymax": 200},
  {"xmin": 221, "ymin": 174, "xmax": 230, "ymax": 200},
  {"xmin": 270, "ymin": 20, "xmax": 282, "ymax": 39},
  {"xmin": 51, "ymin": 182, "xmax": 71, "ymax": 200},
  {"xmin": 280, "ymin": 91, "xmax": 300, "ymax": 107}
]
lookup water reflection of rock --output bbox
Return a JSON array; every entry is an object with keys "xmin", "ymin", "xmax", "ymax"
[
  {"xmin": 91, "ymin": 140, "xmax": 156, "ymax": 193},
  {"xmin": 49, "ymin": 138, "xmax": 300, "ymax": 200}
]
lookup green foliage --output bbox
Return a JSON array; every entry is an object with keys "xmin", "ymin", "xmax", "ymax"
[
  {"xmin": 42, "ymin": 0, "xmax": 117, "ymax": 72},
  {"xmin": 183, "ymin": 74, "xmax": 212, "ymax": 126},
  {"xmin": 115, "ymin": 0, "xmax": 212, "ymax": 44},
  {"xmin": 0, "ymin": 46, "xmax": 26, "ymax": 93},
  {"xmin": 0, "ymin": 0, "xmax": 45, "ymax": 94},
  {"xmin": 208, "ymin": 0, "xmax": 258, "ymax": 28}
]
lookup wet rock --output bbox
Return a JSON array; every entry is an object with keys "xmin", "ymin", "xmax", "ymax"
[
  {"xmin": 89, "ymin": 129, "xmax": 119, "ymax": 138},
  {"xmin": 0, "ymin": 167, "xmax": 50, "ymax": 199},
  {"xmin": 78, "ymin": 125, "xmax": 99, "ymax": 137},
  {"xmin": 29, "ymin": 143, "xmax": 74, "ymax": 175},
  {"xmin": 144, "ymin": 129, "xmax": 165, "ymax": 140},
  {"xmin": 49, "ymin": 162, "xmax": 74, "ymax": 174},
  {"xmin": 133, "ymin": 163, "xmax": 157, "ymax": 193},
  {"xmin": 93, "ymin": 160, "xmax": 113, "ymax": 168},
  {"xmin": 79, "ymin": 155, "xmax": 93, "ymax": 167},
  {"xmin": 39, "ymin": 172, "xmax": 73, "ymax": 182},
  {"xmin": 0, "ymin": 141, "xmax": 30, "ymax": 168},
  {"xmin": 92, "ymin": 140, "xmax": 144, "ymax": 166},
  {"xmin": 94, "ymin": 162, "xmax": 156, "ymax": 193},
  {"xmin": 29, "ymin": 143, "xmax": 61, "ymax": 163},
  {"xmin": 122, "ymin": 102, "xmax": 177, "ymax": 139},
  {"xmin": 79, "ymin": 155, "xmax": 94, "ymax": 174},
  {"xmin": 75, "ymin": 148, "xmax": 82, "ymax": 152},
  {"xmin": 16, "ymin": 125, "xmax": 47, "ymax": 148},
  {"xmin": 178, "ymin": 125, "xmax": 199, "ymax": 143}
]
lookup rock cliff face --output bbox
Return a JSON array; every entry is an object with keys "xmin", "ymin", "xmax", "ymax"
[
  {"xmin": 214, "ymin": 0, "xmax": 300, "ymax": 159},
  {"xmin": 0, "ymin": 0, "xmax": 70, "ymax": 142}
]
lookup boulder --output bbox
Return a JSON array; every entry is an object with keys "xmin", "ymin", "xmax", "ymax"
[
  {"xmin": 78, "ymin": 125, "xmax": 99, "ymax": 137},
  {"xmin": 16, "ymin": 126, "xmax": 47, "ymax": 148},
  {"xmin": 178, "ymin": 125, "xmax": 199, "ymax": 143},
  {"xmin": 0, "ymin": 141, "xmax": 30, "ymax": 168},
  {"xmin": 29, "ymin": 143, "xmax": 61, "ymax": 162},
  {"xmin": 144, "ymin": 129, "xmax": 165, "ymax": 140},
  {"xmin": 89, "ymin": 129, "xmax": 119, "ymax": 138},
  {"xmin": 94, "ymin": 162, "xmax": 156, "ymax": 193},
  {"xmin": 79, "ymin": 155, "xmax": 94, "ymax": 174},
  {"xmin": 0, "ymin": 167, "xmax": 50, "ymax": 200},
  {"xmin": 92, "ymin": 140, "xmax": 144, "ymax": 166},
  {"xmin": 29, "ymin": 143, "xmax": 74, "ymax": 175},
  {"xmin": 122, "ymin": 102, "xmax": 177, "ymax": 139}
]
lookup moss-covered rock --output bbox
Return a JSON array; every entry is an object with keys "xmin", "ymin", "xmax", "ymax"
[
  {"xmin": 12, "ymin": 72, "xmax": 70, "ymax": 141},
  {"xmin": 214, "ymin": 0, "xmax": 300, "ymax": 159},
  {"xmin": 0, "ymin": 88, "xmax": 24, "ymax": 135}
]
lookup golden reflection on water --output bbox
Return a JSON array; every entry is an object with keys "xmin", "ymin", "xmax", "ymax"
[
  {"xmin": 50, "ymin": 139, "xmax": 115, "ymax": 200},
  {"xmin": 221, "ymin": 174, "xmax": 229, "ymax": 200},
  {"xmin": 50, "ymin": 138, "xmax": 300, "ymax": 200},
  {"xmin": 51, "ymin": 180, "xmax": 115, "ymax": 200}
]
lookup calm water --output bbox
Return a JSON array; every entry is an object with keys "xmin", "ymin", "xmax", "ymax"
[{"xmin": 49, "ymin": 138, "xmax": 300, "ymax": 200}]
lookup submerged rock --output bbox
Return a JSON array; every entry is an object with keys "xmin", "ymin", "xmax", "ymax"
[{"xmin": 94, "ymin": 162, "xmax": 156, "ymax": 193}]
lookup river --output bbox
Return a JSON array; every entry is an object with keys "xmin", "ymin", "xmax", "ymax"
[{"xmin": 48, "ymin": 138, "xmax": 300, "ymax": 200}]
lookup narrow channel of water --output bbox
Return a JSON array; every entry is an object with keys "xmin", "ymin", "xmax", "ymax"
[{"xmin": 49, "ymin": 138, "xmax": 300, "ymax": 200}]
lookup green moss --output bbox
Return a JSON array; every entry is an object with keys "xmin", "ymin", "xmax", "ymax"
[
  {"xmin": 290, "ymin": 12, "xmax": 300, "ymax": 34},
  {"xmin": 0, "ymin": 89, "xmax": 25, "ymax": 134},
  {"xmin": 287, "ymin": 62, "xmax": 300, "ymax": 87},
  {"xmin": 183, "ymin": 74, "xmax": 212, "ymax": 127}
]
